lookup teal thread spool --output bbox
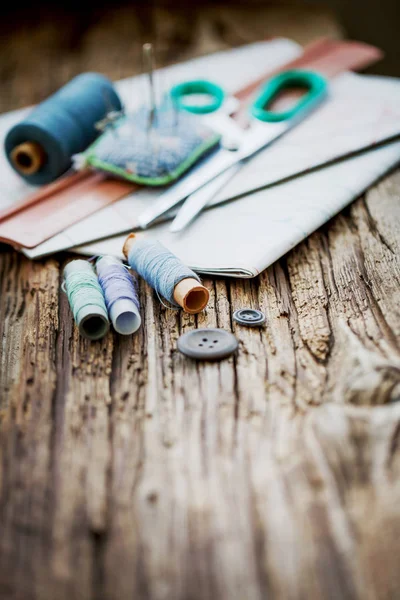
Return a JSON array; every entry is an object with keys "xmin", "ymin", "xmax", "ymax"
[
  {"xmin": 63, "ymin": 260, "xmax": 109, "ymax": 341},
  {"xmin": 5, "ymin": 73, "xmax": 122, "ymax": 185}
]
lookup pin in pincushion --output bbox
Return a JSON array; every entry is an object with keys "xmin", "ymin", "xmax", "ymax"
[{"xmin": 81, "ymin": 101, "xmax": 221, "ymax": 186}]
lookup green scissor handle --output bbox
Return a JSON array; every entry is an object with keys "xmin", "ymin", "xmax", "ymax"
[
  {"xmin": 170, "ymin": 79, "xmax": 225, "ymax": 114},
  {"xmin": 250, "ymin": 70, "xmax": 328, "ymax": 122},
  {"xmin": 170, "ymin": 71, "xmax": 327, "ymax": 120}
]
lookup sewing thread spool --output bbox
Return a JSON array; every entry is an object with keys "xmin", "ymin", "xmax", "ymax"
[
  {"xmin": 123, "ymin": 234, "xmax": 209, "ymax": 314},
  {"xmin": 63, "ymin": 259, "xmax": 109, "ymax": 340},
  {"xmin": 5, "ymin": 73, "xmax": 122, "ymax": 185},
  {"xmin": 96, "ymin": 255, "xmax": 141, "ymax": 335}
]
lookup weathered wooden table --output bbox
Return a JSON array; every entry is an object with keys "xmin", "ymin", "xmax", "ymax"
[{"xmin": 1, "ymin": 6, "xmax": 399, "ymax": 599}]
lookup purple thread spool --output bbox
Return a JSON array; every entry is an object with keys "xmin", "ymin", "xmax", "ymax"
[{"xmin": 96, "ymin": 256, "xmax": 141, "ymax": 335}]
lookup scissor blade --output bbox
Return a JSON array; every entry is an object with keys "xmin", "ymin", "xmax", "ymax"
[
  {"xmin": 138, "ymin": 147, "xmax": 239, "ymax": 229},
  {"xmin": 138, "ymin": 120, "xmax": 287, "ymax": 229},
  {"xmin": 170, "ymin": 164, "xmax": 241, "ymax": 232},
  {"xmin": 168, "ymin": 122, "xmax": 288, "ymax": 232}
]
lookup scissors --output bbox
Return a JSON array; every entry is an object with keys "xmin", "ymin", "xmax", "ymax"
[{"xmin": 138, "ymin": 71, "xmax": 328, "ymax": 232}]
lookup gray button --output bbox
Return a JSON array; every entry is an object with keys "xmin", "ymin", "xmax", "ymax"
[
  {"xmin": 177, "ymin": 328, "xmax": 238, "ymax": 361},
  {"xmin": 233, "ymin": 308, "xmax": 266, "ymax": 327}
]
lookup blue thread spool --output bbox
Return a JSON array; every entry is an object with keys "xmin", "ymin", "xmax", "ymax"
[
  {"xmin": 123, "ymin": 234, "xmax": 209, "ymax": 314},
  {"xmin": 5, "ymin": 73, "xmax": 122, "ymax": 185}
]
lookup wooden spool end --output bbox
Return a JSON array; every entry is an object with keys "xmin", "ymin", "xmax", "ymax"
[
  {"xmin": 122, "ymin": 233, "xmax": 136, "ymax": 260},
  {"xmin": 122, "ymin": 233, "xmax": 209, "ymax": 314},
  {"xmin": 173, "ymin": 278, "xmax": 209, "ymax": 314},
  {"xmin": 10, "ymin": 142, "xmax": 45, "ymax": 175}
]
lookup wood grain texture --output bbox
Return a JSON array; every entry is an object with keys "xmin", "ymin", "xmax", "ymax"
[{"xmin": 0, "ymin": 5, "xmax": 399, "ymax": 600}]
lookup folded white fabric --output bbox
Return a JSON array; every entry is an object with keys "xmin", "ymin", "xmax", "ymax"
[{"xmin": 72, "ymin": 140, "xmax": 400, "ymax": 277}]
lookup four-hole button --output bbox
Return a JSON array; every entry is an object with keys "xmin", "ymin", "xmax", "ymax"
[{"xmin": 177, "ymin": 328, "xmax": 238, "ymax": 361}]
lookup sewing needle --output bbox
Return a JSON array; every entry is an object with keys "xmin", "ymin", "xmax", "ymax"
[{"xmin": 143, "ymin": 42, "xmax": 156, "ymax": 132}]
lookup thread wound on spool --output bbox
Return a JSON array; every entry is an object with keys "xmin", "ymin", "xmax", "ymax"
[
  {"xmin": 124, "ymin": 235, "xmax": 209, "ymax": 313},
  {"xmin": 96, "ymin": 256, "xmax": 141, "ymax": 335},
  {"xmin": 63, "ymin": 259, "xmax": 109, "ymax": 340},
  {"xmin": 5, "ymin": 73, "xmax": 122, "ymax": 185}
]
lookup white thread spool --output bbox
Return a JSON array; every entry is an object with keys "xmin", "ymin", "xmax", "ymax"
[
  {"xmin": 96, "ymin": 256, "xmax": 141, "ymax": 335},
  {"xmin": 63, "ymin": 259, "xmax": 109, "ymax": 341}
]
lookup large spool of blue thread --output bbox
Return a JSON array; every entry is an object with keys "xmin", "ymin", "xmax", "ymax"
[{"xmin": 5, "ymin": 73, "xmax": 122, "ymax": 185}]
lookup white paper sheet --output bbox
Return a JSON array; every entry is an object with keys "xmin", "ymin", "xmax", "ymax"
[
  {"xmin": 72, "ymin": 140, "xmax": 400, "ymax": 276},
  {"xmin": 23, "ymin": 70, "xmax": 400, "ymax": 260}
]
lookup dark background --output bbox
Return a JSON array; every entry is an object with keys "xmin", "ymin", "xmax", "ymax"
[{"xmin": 0, "ymin": 0, "xmax": 399, "ymax": 114}]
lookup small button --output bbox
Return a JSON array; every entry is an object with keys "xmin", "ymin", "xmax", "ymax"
[
  {"xmin": 233, "ymin": 308, "xmax": 266, "ymax": 327},
  {"xmin": 177, "ymin": 328, "xmax": 238, "ymax": 361}
]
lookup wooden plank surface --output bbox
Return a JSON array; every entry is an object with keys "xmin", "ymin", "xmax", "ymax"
[{"xmin": 1, "ymin": 5, "xmax": 400, "ymax": 600}]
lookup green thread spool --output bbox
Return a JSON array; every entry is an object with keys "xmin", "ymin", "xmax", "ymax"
[{"xmin": 63, "ymin": 259, "xmax": 109, "ymax": 340}]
